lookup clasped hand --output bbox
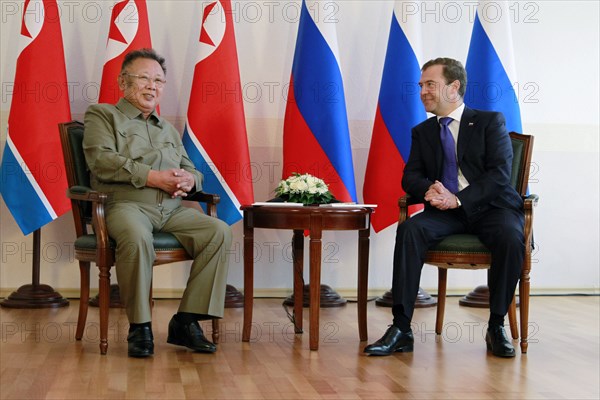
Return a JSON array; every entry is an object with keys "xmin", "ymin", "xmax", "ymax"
[
  {"xmin": 424, "ymin": 180, "xmax": 459, "ymax": 210},
  {"xmin": 147, "ymin": 168, "xmax": 194, "ymax": 198}
]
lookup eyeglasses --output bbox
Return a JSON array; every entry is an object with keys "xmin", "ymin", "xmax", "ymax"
[
  {"xmin": 122, "ymin": 73, "xmax": 166, "ymax": 88},
  {"xmin": 419, "ymin": 81, "xmax": 441, "ymax": 90}
]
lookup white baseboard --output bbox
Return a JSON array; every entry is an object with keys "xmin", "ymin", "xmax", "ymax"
[{"xmin": 2, "ymin": 287, "xmax": 598, "ymax": 300}]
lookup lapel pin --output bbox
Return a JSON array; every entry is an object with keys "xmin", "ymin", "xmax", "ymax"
[{"xmin": 468, "ymin": 122, "xmax": 474, "ymax": 126}]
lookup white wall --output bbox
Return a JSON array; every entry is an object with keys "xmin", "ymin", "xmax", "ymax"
[{"xmin": 1, "ymin": 1, "xmax": 599, "ymax": 296}]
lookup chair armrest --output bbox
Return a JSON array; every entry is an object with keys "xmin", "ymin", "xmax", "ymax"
[
  {"xmin": 398, "ymin": 195, "xmax": 412, "ymax": 224},
  {"xmin": 186, "ymin": 191, "xmax": 220, "ymax": 205},
  {"xmin": 398, "ymin": 194, "xmax": 410, "ymax": 209},
  {"xmin": 67, "ymin": 185, "xmax": 108, "ymax": 203},
  {"xmin": 399, "ymin": 194, "xmax": 424, "ymax": 206},
  {"xmin": 523, "ymin": 194, "xmax": 539, "ymax": 210},
  {"xmin": 523, "ymin": 194, "xmax": 538, "ymax": 254},
  {"xmin": 398, "ymin": 194, "xmax": 424, "ymax": 224},
  {"xmin": 184, "ymin": 191, "xmax": 221, "ymax": 218},
  {"xmin": 67, "ymin": 186, "xmax": 112, "ymax": 264}
]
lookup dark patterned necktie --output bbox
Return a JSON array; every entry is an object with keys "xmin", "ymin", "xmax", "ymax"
[{"xmin": 439, "ymin": 117, "xmax": 458, "ymax": 193}]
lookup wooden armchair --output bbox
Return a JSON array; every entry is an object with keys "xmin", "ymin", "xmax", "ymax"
[
  {"xmin": 398, "ymin": 132, "xmax": 538, "ymax": 353},
  {"xmin": 59, "ymin": 121, "xmax": 221, "ymax": 355}
]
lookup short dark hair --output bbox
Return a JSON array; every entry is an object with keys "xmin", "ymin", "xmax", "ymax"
[
  {"xmin": 421, "ymin": 57, "xmax": 467, "ymax": 97},
  {"xmin": 121, "ymin": 48, "xmax": 167, "ymax": 75}
]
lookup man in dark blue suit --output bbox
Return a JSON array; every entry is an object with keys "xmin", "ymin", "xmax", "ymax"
[{"xmin": 364, "ymin": 58, "xmax": 524, "ymax": 358}]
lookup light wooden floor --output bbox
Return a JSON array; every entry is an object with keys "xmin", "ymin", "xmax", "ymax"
[{"xmin": 1, "ymin": 296, "xmax": 599, "ymax": 400}]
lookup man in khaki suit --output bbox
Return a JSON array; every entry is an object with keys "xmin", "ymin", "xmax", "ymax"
[{"xmin": 83, "ymin": 48, "xmax": 231, "ymax": 358}]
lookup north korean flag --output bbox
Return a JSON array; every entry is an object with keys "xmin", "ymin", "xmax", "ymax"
[
  {"xmin": 0, "ymin": 0, "xmax": 72, "ymax": 235},
  {"xmin": 183, "ymin": 0, "xmax": 254, "ymax": 225}
]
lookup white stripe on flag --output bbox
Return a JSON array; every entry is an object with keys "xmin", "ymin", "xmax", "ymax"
[
  {"xmin": 6, "ymin": 133, "xmax": 57, "ymax": 219},
  {"xmin": 476, "ymin": 1, "xmax": 518, "ymax": 83},
  {"xmin": 393, "ymin": 1, "xmax": 423, "ymax": 61},
  {"xmin": 185, "ymin": 121, "xmax": 241, "ymax": 211},
  {"xmin": 306, "ymin": 0, "xmax": 342, "ymax": 67}
]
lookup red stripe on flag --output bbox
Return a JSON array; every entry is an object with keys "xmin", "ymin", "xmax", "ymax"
[
  {"xmin": 363, "ymin": 106, "xmax": 407, "ymax": 232},
  {"xmin": 9, "ymin": 0, "xmax": 71, "ymax": 217},
  {"xmin": 364, "ymin": 106, "xmax": 424, "ymax": 232}
]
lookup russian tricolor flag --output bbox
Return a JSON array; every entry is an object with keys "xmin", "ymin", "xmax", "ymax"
[
  {"xmin": 183, "ymin": 0, "xmax": 254, "ymax": 225},
  {"xmin": 0, "ymin": 0, "xmax": 72, "ymax": 235},
  {"xmin": 465, "ymin": 0, "xmax": 522, "ymax": 133},
  {"xmin": 98, "ymin": 0, "xmax": 153, "ymax": 105},
  {"xmin": 283, "ymin": 0, "xmax": 357, "ymax": 203},
  {"xmin": 363, "ymin": 2, "xmax": 426, "ymax": 232}
]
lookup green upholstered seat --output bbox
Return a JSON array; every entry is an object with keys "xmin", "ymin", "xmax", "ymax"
[
  {"xmin": 431, "ymin": 234, "xmax": 489, "ymax": 254},
  {"xmin": 74, "ymin": 232, "xmax": 186, "ymax": 252}
]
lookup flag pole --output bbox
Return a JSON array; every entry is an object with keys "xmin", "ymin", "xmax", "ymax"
[{"xmin": 1, "ymin": 228, "xmax": 69, "ymax": 308}]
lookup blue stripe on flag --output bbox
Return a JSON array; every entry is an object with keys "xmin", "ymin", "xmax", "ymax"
[
  {"xmin": 0, "ymin": 145, "xmax": 53, "ymax": 235},
  {"xmin": 290, "ymin": 1, "xmax": 357, "ymax": 201},
  {"xmin": 182, "ymin": 128, "xmax": 242, "ymax": 225},
  {"xmin": 465, "ymin": 13, "xmax": 522, "ymax": 133},
  {"xmin": 378, "ymin": 12, "xmax": 426, "ymax": 161}
]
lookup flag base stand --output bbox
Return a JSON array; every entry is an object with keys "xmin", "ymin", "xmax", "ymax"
[
  {"xmin": 283, "ymin": 284, "xmax": 347, "ymax": 307},
  {"xmin": 375, "ymin": 287, "xmax": 437, "ymax": 308},
  {"xmin": 1, "ymin": 284, "xmax": 69, "ymax": 309},
  {"xmin": 89, "ymin": 284, "xmax": 245, "ymax": 308},
  {"xmin": 89, "ymin": 284, "xmax": 124, "ymax": 308},
  {"xmin": 458, "ymin": 285, "xmax": 490, "ymax": 308},
  {"xmin": 1, "ymin": 229, "xmax": 69, "ymax": 309},
  {"xmin": 224, "ymin": 284, "xmax": 244, "ymax": 308},
  {"xmin": 459, "ymin": 285, "xmax": 519, "ymax": 308}
]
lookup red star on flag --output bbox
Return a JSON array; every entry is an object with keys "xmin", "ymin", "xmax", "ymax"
[
  {"xmin": 108, "ymin": 0, "xmax": 129, "ymax": 44},
  {"xmin": 20, "ymin": 0, "xmax": 32, "ymax": 38},
  {"xmin": 199, "ymin": 1, "xmax": 218, "ymax": 46}
]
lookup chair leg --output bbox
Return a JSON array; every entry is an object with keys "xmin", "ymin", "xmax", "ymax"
[
  {"xmin": 508, "ymin": 295, "xmax": 518, "ymax": 340},
  {"xmin": 76, "ymin": 262, "xmax": 91, "ymax": 340},
  {"xmin": 211, "ymin": 319, "xmax": 219, "ymax": 344},
  {"xmin": 98, "ymin": 266, "xmax": 111, "ymax": 355},
  {"xmin": 435, "ymin": 268, "xmax": 448, "ymax": 335},
  {"xmin": 519, "ymin": 270, "xmax": 531, "ymax": 353}
]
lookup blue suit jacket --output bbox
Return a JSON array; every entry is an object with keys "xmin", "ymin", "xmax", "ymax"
[{"xmin": 402, "ymin": 106, "xmax": 523, "ymax": 221}]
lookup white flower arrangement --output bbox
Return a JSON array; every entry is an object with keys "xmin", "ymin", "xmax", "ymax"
[{"xmin": 275, "ymin": 173, "xmax": 334, "ymax": 205}]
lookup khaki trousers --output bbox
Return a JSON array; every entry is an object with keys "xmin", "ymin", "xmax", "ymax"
[{"xmin": 105, "ymin": 200, "xmax": 232, "ymax": 323}]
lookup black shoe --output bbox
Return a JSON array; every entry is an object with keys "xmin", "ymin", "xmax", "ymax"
[
  {"xmin": 127, "ymin": 325, "xmax": 154, "ymax": 358},
  {"xmin": 364, "ymin": 326, "xmax": 414, "ymax": 356},
  {"xmin": 486, "ymin": 325, "xmax": 516, "ymax": 358},
  {"xmin": 167, "ymin": 315, "xmax": 216, "ymax": 353}
]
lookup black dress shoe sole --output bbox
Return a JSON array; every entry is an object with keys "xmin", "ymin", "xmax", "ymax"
[
  {"xmin": 364, "ymin": 344, "xmax": 414, "ymax": 356},
  {"xmin": 486, "ymin": 339, "xmax": 516, "ymax": 358},
  {"xmin": 128, "ymin": 343, "xmax": 154, "ymax": 358},
  {"xmin": 128, "ymin": 350, "xmax": 153, "ymax": 358},
  {"xmin": 167, "ymin": 336, "xmax": 216, "ymax": 353}
]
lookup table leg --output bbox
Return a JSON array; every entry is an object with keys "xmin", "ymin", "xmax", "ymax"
[
  {"xmin": 292, "ymin": 230, "xmax": 304, "ymax": 333},
  {"xmin": 358, "ymin": 228, "xmax": 369, "ymax": 341},
  {"xmin": 242, "ymin": 219, "xmax": 254, "ymax": 342},
  {"xmin": 309, "ymin": 217, "xmax": 322, "ymax": 350}
]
